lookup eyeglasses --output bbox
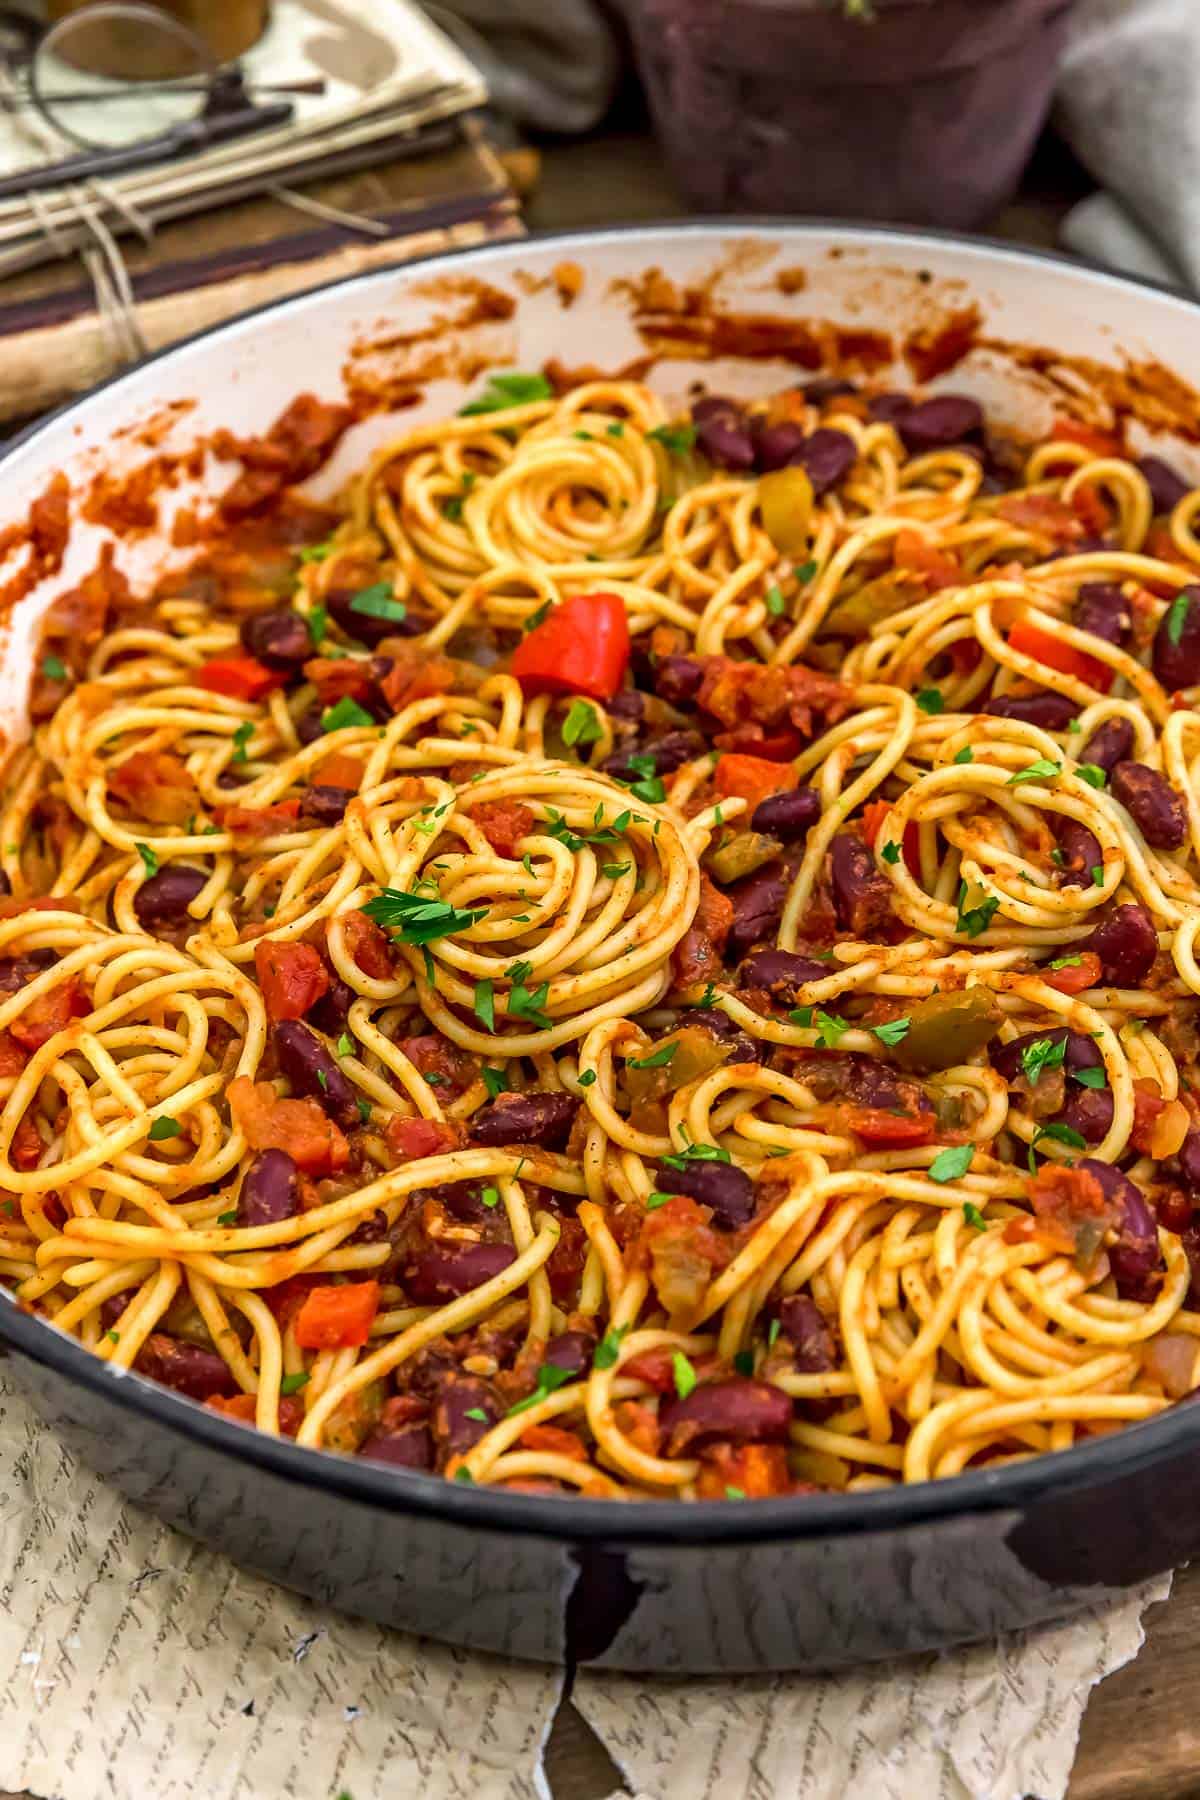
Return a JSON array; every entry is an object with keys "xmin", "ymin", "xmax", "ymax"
[{"xmin": 0, "ymin": 2, "xmax": 325, "ymax": 198}]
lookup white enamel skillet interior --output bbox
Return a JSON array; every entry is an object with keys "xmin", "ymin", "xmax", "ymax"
[{"xmin": 1, "ymin": 219, "xmax": 1199, "ymax": 1538}]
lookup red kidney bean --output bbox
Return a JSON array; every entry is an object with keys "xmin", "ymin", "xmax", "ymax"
[
  {"xmin": 1082, "ymin": 903, "xmax": 1158, "ymax": 985},
  {"xmin": 867, "ymin": 392, "xmax": 913, "ymax": 425},
  {"xmin": 1057, "ymin": 1085, "xmax": 1114, "ymax": 1145},
  {"xmin": 1054, "ymin": 818, "xmax": 1104, "ymax": 889},
  {"xmin": 100, "ymin": 1292, "xmax": 131, "ymax": 1332},
  {"xmin": 899, "ymin": 395, "xmax": 983, "ymax": 452},
  {"xmin": 299, "ymin": 784, "xmax": 355, "ymax": 826},
  {"xmin": 659, "ymin": 1377, "xmax": 792, "ymax": 1455},
  {"xmin": 240, "ymin": 608, "xmax": 312, "ymax": 670},
  {"xmin": 1111, "ymin": 762, "xmax": 1187, "ymax": 849},
  {"xmin": 691, "ymin": 396, "xmax": 756, "ymax": 471},
  {"xmin": 991, "ymin": 1027, "xmax": 1102, "ymax": 1084},
  {"xmin": 404, "ymin": 1243, "xmax": 516, "ymax": 1304},
  {"xmin": 1080, "ymin": 718, "xmax": 1134, "ymax": 774},
  {"xmin": 237, "ymin": 1148, "xmax": 299, "ymax": 1227},
  {"xmin": 830, "ymin": 833, "xmax": 892, "ymax": 936},
  {"xmin": 1073, "ymin": 582, "xmax": 1131, "ymax": 648},
  {"xmin": 544, "ymin": 1328, "xmax": 597, "ymax": 1376},
  {"xmin": 606, "ymin": 690, "xmax": 645, "ymax": 721},
  {"xmin": 791, "ymin": 428, "xmax": 856, "ymax": 496},
  {"xmin": 0, "ymin": 949, "xmax": 58, "ymax": 991},
  {"xmin": 400, "ymin": 1343, "xmax": 460, "ymax": 1399},
  {"xmin": 136, "ymin": 1332, "xmax": 239, "ymax": 1400},
  {"xmin": 273, "ymin": 1019, "xmax": 360, "ymax": 1128},
  {"xmin": 793, "ymin": 1050, "xmax": 926, "ymax": 1114},
  {"xmin": 754, "ymin": 421, "xmax": 807, "ymax": 472},
  {"xmin": 674, "ymin": 1007, "xmax": 759, "ymax": 1066},
  {"xmin": 1178, "ymin": 1131, "xmax": 1200, "ymax": 1194},
  {"xmin": 0, "ymin": 870, "xmax": 10, "ymax": 897},
  {"xmin": 657, "ymin": 1157, "xmax": 754, "ymax": 1229},
  {"xmin": 309, "ymin": 969, "xmax": 354, "ymax": 1036},
  {"xmin": 359, "ymin": 1422, "xmax": 434, "ymax": 1470},
  {"xmin": 750, "ymin": 786, "xmax": 821, "ymax": 842},
  {"xmin": 416, "ymin": 1180, "xmax": 490, "ymax": 1224},
  {"xmin": 1078, "ymin": 1157, "xmax": 1161, "ymax": 1301},
  {"xmin": 216, "ymin": 770, "xmax": 246, "ymax": 792},
  {"xmin": 432, "ymin": 1374, "xmax": 501, "ymax": 1461},
  {"xmin": 775, "ymin": 1295, "xmax": 837, "ymax": 1372},
  {"xmin": 469, "ymin": 1091, "xmax": 580, "ymax": 1149},
  {"xmin": 653, "ymin": 654, "xmax": 705, "ymax": 707},
  {"xmin": 1138, "ymin": 455, "xmax": 1191, "ymax": 516},
  {"xmin": 738, "ymin": 947, "xmax": 831, "ymax": 1001},
  {"xmin": 1152, "ymin": 586, "xmax": 1200, "ymax": 692},
  {"xmin": 803, "ymin": 376, "xmax": 859, "ymax": 403},
  {"xmin": 600, "ymin": 729, "xmax": 706, "ymax": 781},
  {"xmin": 325, "ymin": 586, "xmax": 417, "ymax": 646},
  {"xmin": 296, "ymin": 704, "xmax": 325, "ymax": 745},
  {"xmin": 725, "ymin": 862, "xmax": 790, "ymax": 960},
  {"xmin": 985, "ymin": 690, "xmax": 1078, "ymax": 729},
  {"xmin": 133, "ymin": 865, "xmax": 207, "ymax": 931}
]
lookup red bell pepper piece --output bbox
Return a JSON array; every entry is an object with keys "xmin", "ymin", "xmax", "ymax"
[
  {"xmin": 511, "ymin": 593, "xmax": 630, "ymax": 700},
  {"xmin": 1007, "ymin": 618, "xmax": 1112, "ymax": 692},
  {"xmin": 713, "ymin": 753, "xmax": 796, "ymax": 811},
  {"xmin": 253, "ymin": 940, "xmax": 330, "ymax": 1022},
  {"xmin": 196, "ymin": 656, "xmax": 285, "ymax": 702},
  {"xmin": 293, "ymin": 1279, "xmax": 381, "ymax": 1350}
]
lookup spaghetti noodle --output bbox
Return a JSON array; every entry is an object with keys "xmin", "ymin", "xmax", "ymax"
[{"xmin": 3, "ymin": 370, "xmax": 1200, "ymax": 1502}]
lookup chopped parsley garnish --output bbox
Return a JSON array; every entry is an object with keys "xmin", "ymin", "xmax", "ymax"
[
  {"xmin": 962, "ymin": 1202, "xmax": 987, "ymax": 1231},
  {"xmin": 507, "ymin": 1362, "xmax": 575, "ymax": 1416},
  {"xmin": 464, "ymin": 1407, "xmax": 488, "ymax": 1422},
  {"xmin": 794, "ymin": 559, "xmax": 818, "ymax": 583},
  {"xmin": 562, "ymin": 698, "xmax": 602, "ymax": 748},
  {"xmin": 578, "ymin": 1069, "xmax": 597, "ymax": 1088},
  {"xmin": 672, "ymin": 1351, "xmax": 697, "ymax": 1398},
  {"xmin": 362, "ymin": 887, "xmax": 487, "ymax": 945},
  {"xmin": 321, "ymin": 697, "xmax": 374, "ymax": 733},
  {"xmin": 1031, "ymin": 1121, "xmax": 1087, "ymax": 1161},
  {"xmin": 231, "ymin": 720, "xmax": 254, "ymax": 764},
  {"xmin": 955, "ymin": 881, "xmax": 999, "ymax": 939},
  {"xmin": 147, "ymin": 1116, "xmax": 181, "ymax": 1141},
  {"xmin": 661, "ymin": 1142, "xmax": 731, "ymax": 1171},
  {"xmin": 764, "ymin": 584, "xmax": 786, "ymax": 617},
  {"xmin": 814, "ymin": 1010, "xmax": 849, "ymax": 1049},
  {"xmin": 1076, "ymin": 763, "xmax": 1107, "ymax": 789},
  {"xmin": 481, "ymin": 1066, "xmax": 509, "ymax": 1100},
  {"xmin": 645, "ymin": 1192, "xmax": 672, "ymax": 1210},
  {"xmin": 725, "ymin": 1486, "xmax": 746, "ymax": 1501},
  {"xmin": 348, "ymin": 583, "xmax": 406, "ymax": 623},
  {"xmin": 1165, "ymin": 590, "xmax": 1190, "ymax": 647},
  {"xmin": 41, "ymin": 653, "xmax": 66, "ymax": 681},
  {"xmin": 1008, "ymin": 758, "xmax": 1061, "ymax": 786},
  {"xmin": 628, "ymin": 1041, "xmax": 677, "ymax": 1070},
  {"xmin": 953, "ymin": 746, "xmax": 974, "ymax": 765},
  {"xmin": 602, "ymin": 862, "xmax": 631, "ymax": 880},
  {"xmin": 481, "ymin": 1186, "xmax": 500, "ymax": 1208},
  {"xmin": 1020, "ymin": 1036, "xmax": 1066, "ymax": 1085},
  {"xmin": 297, "ymin": 539, "xmax": 335, "ymax": 564},
  {"xmin": 1074, "ymin": 1065, "xmax": 1108, "ymax": 1089},
  {"xmin": 316, "ymin": 1069, "xmax": 328, "ymax": 1092},
  {"xmin": 1050, "ymin": 847, "xmax": 1066, "ymax": 868},
  {"xmin": 622, "ymin": 754, "xmax": 666, "ymax": 804},
  {"xmin": 881, "ymin": 840, "xmax": 901, "ymax": 865},
  {"xmin": 593, "ymin": 1325, "xmax": 629, "ymax": 1370},
  {"xmin": 647, "ymin": 422, "xmax": 697, "ymax": 454},
  {"xmin": 733, "ymin": 1350, "xmax": 754, "ymax": 1376},
  {"xmin": 1048, "ymin": 953, "xmax": 1083, "ymax": 969},
  {"xmin": 928, "ymin": 1144, "xmax": 975, "ymax": 1183},
  {"xmin": 767, "ymin": 1318, "xmax": 781, "ymax": 1347},
  {"xmin": 280, "ymin": 1372, "xmax": 311, "ymax": 1395},
  {"xmin": 873, "ymin": 1017, "xmax": 910, "ymax": 1047},
  {"xmin": 473, "ymin": 979, "xmax": 496, "ymax": 1032},
  {"xmin": 788, "ymin": 1005, "xmax": 814, "ymax": 1027},
  {"xmin": 508, "ymin": 979, "xmax": 553, "ymax": 1029},
  {"xmin": 607, "ymin": 421, "xmax": 625, "ymax": 438},
  {"xmin": 916, "ymin": 688, "xmax": 944, "ymax": 715},
  {"xmin": 1091, "ymin": 865, "xmax": 1105, "ymax": 888},
  {"xmin": 696, "ymin": 981, "xmax": 718, "ymax": 1009},
  {"xmin": 336, "ymin": 1033, "xmax": 354, "ymax": 1058},
  {"xmin": 135, "ymin": 842, "xmax": 159, "ymax": 878},
  {"xmin": 356, "ymin": 1097, "xmax": 371, "ymax": 1124},
  {"xmin": 217, "ymin": 1210, "xmax": 238, "ymax": 1226},
  {"xmin": 453, "ymin": 1466, "xmax": 475, "ymax": 1483},
  {"xmin": 423, "ymin": 1072, "xmax": 445, "ymax": 1087},
  {"xmin": 459, "ymin": 370, "xmax": 553, "ymax": 416},
  {"xmin": 106, "ymin": 1329, "xmax": 120, "ymax": 1344},
  {"xmin": 522, "ymin": 599, "xmax": 552, "ymax": 634}
]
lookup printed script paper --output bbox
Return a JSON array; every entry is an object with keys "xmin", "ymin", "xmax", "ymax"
[
  {"xmin": 576, "ymin": 1576, "xmax": 1170, "ymax": 1800},
  {"xmin": 0, "ymin": 1373, "xmax": 562, "ymax": 1800},
  {"xmin": 0, "ymin": 1364, "xmax": 1169, "ymax": 1800}
]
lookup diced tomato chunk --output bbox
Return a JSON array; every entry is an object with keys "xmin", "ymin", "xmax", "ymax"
[
  {"xmin": 218, "ymin": 799, "xmax": 302, "ymax": 839},
  {"xmin": 1048, "ymin": 417, "xmax": 1121, "ymax": 458},
  {"xmin": 695, "ymin": 1441, "xmax": 793, "ymax": 1500},
  {"xmin": 842, "ymin": 1105, "xmax": 936, "ymax": 1148},
  {"xmin": 9, "ymin": 976, "xmax": 89, "ymax": 1050},
  {"xmin": 293, "ymin": 1279, "xmax": 380, "ymax": 1349},
  {"xmin": 108, "ymin": 749, "xmax": 198, "ymax": 825},
  {"xmin": 714, "ymin": 753, "xmax": 796, "ymax": 811},
  {"xmin": 1041, "ymin": 952, "xmax": 1102, "ymax": 995},
  {"xmin": 893, "ymin": 529, "xmax": 961, "ymax": 590},
  {"xmin": 11, "ymin": 1113, "xmax": 43, "ymax": 1170},
  {"xmin": 0, "ymin": 1030, "xmax": 28, "ymax": 1077},
  {"xmin": 253, "ymin": 940, "xmax": 330, "ymax": 1021},
  {"xmin": 317, "ymin": 752, "xmax": 364, "ymax": 789},
  {"xmin": 512, "ymin": 593, "xmax": 630, "ymax": 701},
  {"xmin": 196, "ymin": 656, "xmax": 285, "ymax": 701},
  {"xmin": 673, "ymin": 872, "xmax": 734, "ymax": 990},
  {"xmin": 227, "ymin": 1075, "xmax": 349, "ymax": 1175},
  {"xmin": 339, "ymin": 908, "xmax": 395, "ymax": 979},
  {"xmin": 471, "ymin": 800, "xmax": 535, "ymax": 857},
  {"xmin": 519, "ymin": 1423, "xmax": 588, "ymax": 1460},
  {"xmin": 383, "ymin": 1115, "xmax": 466, "ymax": 1162}
]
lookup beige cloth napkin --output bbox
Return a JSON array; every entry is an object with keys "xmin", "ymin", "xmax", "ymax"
[{"xmin": 0, "ymin": 1367, "xmax": 1169, "ymax": 1800}]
